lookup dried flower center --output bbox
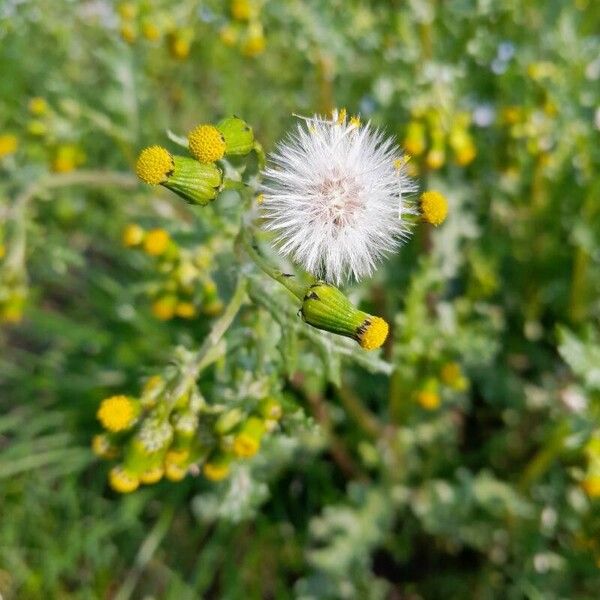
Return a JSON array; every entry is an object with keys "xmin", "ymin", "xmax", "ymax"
[{"xmin": 312, "ymin": 169, "xmax": 363, "ymax": 228}]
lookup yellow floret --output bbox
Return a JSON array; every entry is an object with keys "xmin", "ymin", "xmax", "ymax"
[
  {"xmin": 233, "ymin": 433, "xmax": 260, "ymax": 458},
  {"xmin": 420, "ymin": 190, "xmax": 448, "ymax": 226},
  {"xmin": 97, "ymin": 395, "xmax": 137, "ymax": 432},
  {"xmin": 582, "ymin": 475, "xmax": 600, "ymax": 498},
  {"xmin": 166, "ymin": 449, "xmax": 190, "ymax": 465},
  {"xmin": 135, "ymin": 146, "xmax": 173, "ymax": 185},
  {"xmin": 142, "ymin": 21, "xmax": 161, "ymax": 42},
  {"xmin": 151, "ymin": 296, "xmax": 177, "ymax": 321},
  {"xmin": 122, "ymin": 223, "xmax": 144, "ymax": 247},
  {"xmin": 109, "ymin": 466, "xmax": 139, "ymax": 493},
  {"xmin": 417, "ymin": 390, "xmax": 441, "ymax": 410},
  {"xmin": 425, "ymin": 148, "xmax": 445, "ymax": 170},
  {"xmin": 28, "ymin": 97, "xmax": 48, "ymax": 116},
  {"xmin": 357, "ymin": 317, "xmax": 389, "ymax": 350},
  {"xmin": 203, "ymin": 461, "xmax": 230, "ymax": 481},
  {"xmin": 140, "ymin": 466, "xmax": 164, "ymax": 484},
  {"xmin": 165, "ymin": 462, "xmax": 187, "ymax": 481},
  {"xmin": 231, "ymin": 0, "xmax": 252, "ymax": 20},
  {"xmin": 0, "ymin": 134, "xmax": 19, "ymax": 158},
  {"xmin": 175, "ymin": 302, "xmax": 197, "ymax": 319},
  {"xmin": 188, "ymin": 125, "xmax": 226, "ymax": 163},
  {"xmin": 143, "ymin": 228, "xmax": 170, "ymax": 256}
]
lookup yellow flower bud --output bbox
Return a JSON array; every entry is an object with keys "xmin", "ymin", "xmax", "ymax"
[
  {"xmin": 300, "ymin": 283, "xmax": 389, "ymax": 350},
  {"xmin": 420, "ymin": 190, "xmax": 448, "ymax": 226},
  {"xmin": 97, "ymin": 395, "xmax": 139, "ymax": 432},
  {"xmin": 0, "ymin": 134, "xmax": 19, "ymax": 158},
  {"xmin": 109, "ymin": 466, "xmax": 139, "ymax": 493},
  {"xmin": 122, "ymin": 223, "xmax": 145, "ymax": 247},
  {"xmin": 151, "ymin": 295, "xmax": 177, "ymax": 321}
]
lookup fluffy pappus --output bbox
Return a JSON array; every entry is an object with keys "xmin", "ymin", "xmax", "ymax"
[{"xmin": 261, "ymin": 110, "xmax": 416, "ymax": 285}]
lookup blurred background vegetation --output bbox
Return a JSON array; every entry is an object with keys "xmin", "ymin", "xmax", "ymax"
[{"xmin": 1, "ymin": 0, "xmax": 599, "ymax": 598}]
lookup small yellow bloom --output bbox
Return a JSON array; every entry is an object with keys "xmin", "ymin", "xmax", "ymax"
[
  {"xmin": 336, "ymin": 108, "xmax": 347, "ymax": 125},
  {"xmin": 165, "ymin": 462, "xmax": 187, "ymax": 481},
  {"xmin": 136, "ymin": 146, "xmax": 174, "ymax": 185},
  {"xmin": 97, "ymin": 395, "xmax": 138, "ymax": 432},
  {"xmin": 122, "ymin": 223, "xmax": 145, "ymax": 247},
  {"xmin": 0, "ymin": 134, "xmax": 19, "ymax": 158},
  {"xmin": 425, "ymin": 148, "xmax": 445, "ymax": 170},
  {"xmin": 151, "ymin": 296, "xmax": 177, "ymax": 321},
  {"xmin": 175, "ymin": 301, "xmax": 197, "ymax": 319},
  {"xmin": 51, "ymin": 144, "xmax": 81, "ymax": 173},
  {"xmin": 242, "ymin": 32, "xmax": 266, "ymax": 57},
  {"xmin": 417, "ymin": 390, "xmax": 441, "ymax": 410},
  {"xmin": 233, "ymin": 433, "xmax": 260, "ymax": 458},
  {"xmin": 203, "ymin": 460, "xmax": 230, "ymax": 481},
  {"xmin": 168, "ymin": 31, "xmax": 192, "ymax": 60},
  {"xmin": 28, "ymin": 97, "xmax": 48, "ymax": 116},
  {"xmin": 188, "ymin": 125, "xmax": 226, "ymax": 164},
  {"xmin": 420, "ymin": 190, "xmax": 448, "ymax": 226},
  {"xmin": 455, "ymin": 143, "xmax": 476, "ymax": 166},
  {"xmin": 440, "ymin": 362, "xmax": 468, "ymax": 391},
  {"xmin": 120, "ymin": 22, "xmax": 136, "ymax": 44},
  {"xmin": 582, "ymin": 475, "xmax": 600, "ymax": 498},
  {"xmin": 141, "ymin": 21, "xmax": 161, "ymax": 42},
  {"xmin": 403, "ymin": 121, "xmax": 426, "ymax": 157},
  {"xmin": 231, "ymin": 0, "xmax": 253, "ymax": 21},
  {"xmin": 109, "ymin": 466, "xmax": 139, "ymax": 493},
  {"xmin": 349, "ymin": 115, "xmax": 361, "ymax": 128},
  {"xmin": 357, "ymin": 316, "xmax": 389, "ymax": 350},
  {"xmin": 219, "ymin": 25, "xmax": 238, "ymax": 47},
  {"xmin": 143, "ymin": 228, "xmax": 170, "ymax": 256},
  {"xmin": 166, "ymin": 449, "xmax": 189, "ymax": 466},
  {"xmin": 117, "ymin": 2, "xmax": 137, "ymax": 20},
  {"xmin": 140, "ymin": 466, "xmax": 164, "ymax": 484}
]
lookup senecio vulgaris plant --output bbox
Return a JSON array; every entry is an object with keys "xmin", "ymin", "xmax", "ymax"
[{"xmin": 94, "ymin": 109, "xmax": 449, "ymax": 492}]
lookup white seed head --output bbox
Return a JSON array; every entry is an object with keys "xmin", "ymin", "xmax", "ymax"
[{"xmin": 261, "ymin": 110, "xmax": 416, "ymax": 284}]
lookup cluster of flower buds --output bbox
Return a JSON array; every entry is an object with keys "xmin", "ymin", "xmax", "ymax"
[
  {"xmin": 117, "ymin": 2, "xmax": 193, "ymax": 59},
  {"xmin": 135, "ymin": 116, "xmax": 254, "ymax": 206},
  {"xmin": 0, "ymin": 97, "xmax": 84, "ymax": 173},
  {"xmin": 415, "ymin": 361, "xmax": 469, "ymax": 411},
  {"xmin": 219, "ymin": 0, "xmax": 266, "ymax": 57},
  {"xmin": 121, "ymin": 225, "xmax": 223, "ymax": 320},
  {"xmin": 93, "ymin": 374, "xmax": 284, "ymax": 493},
  {"xmin": 404, "ymin": 108, "xmax": 476, "ymax": 171}
]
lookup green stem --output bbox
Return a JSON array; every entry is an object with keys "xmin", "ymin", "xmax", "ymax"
[
  {"xmin": 169, "ymin": 277, "xmax": 248, "ymax": 401},
  {"xmin": 239, "ymin": 227, "xmax": 306, "ymax": 300}
]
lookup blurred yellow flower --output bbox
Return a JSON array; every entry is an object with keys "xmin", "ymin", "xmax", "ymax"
[
  {"xmin": 0, "ymin": 134, "xmax": 18, "ymax": 158},
  {"xmin": 151, "ymin": 296, "xmax": 177, "ymax": 320},
  {"xmin": 28, "ymin": 97, "xmax": 48, "ymax": 116},
  {"xmin": 122, "ymin": 223, "xmax": 145, "ymax": 247},
  {"xmin": 109, "ymin": 466, "xmax": 139, "ymax": 493},
  {"xmin": 143, "ymin": 228, "xmax": 170, "ymax": 256},
  {"xmin": 417, "ymin": 390, "xmax": 441, "ymax": 410},
  {"xmin": 420, "ymin": 190, "xmax": 448, "ymax": 226},
  {"xmin": 97, "ymin": 395, "xmax": 138, "ymax": 432}
]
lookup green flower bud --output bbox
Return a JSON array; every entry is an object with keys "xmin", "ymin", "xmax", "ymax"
[
  {"xmin": 216, "ymin": 116, "xmax": 254, "ymax": 156},
  {"xmin": 257, "ymin": 397, "xmax": 283, "ymax": 421},
  {"xmin": 300, "ymin": 283, "xmax": 389, "ymax": 350},
  {"xmin": 214, "ymin": 407, "xmax": 244, "ymax": 435},
  {"xmin": 232, "ymin": 416, "xmax": 265, "ymax": 458},
  {"xmin": 136, "ymin": 146, "xmax": 222, "ymax": 206}
]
